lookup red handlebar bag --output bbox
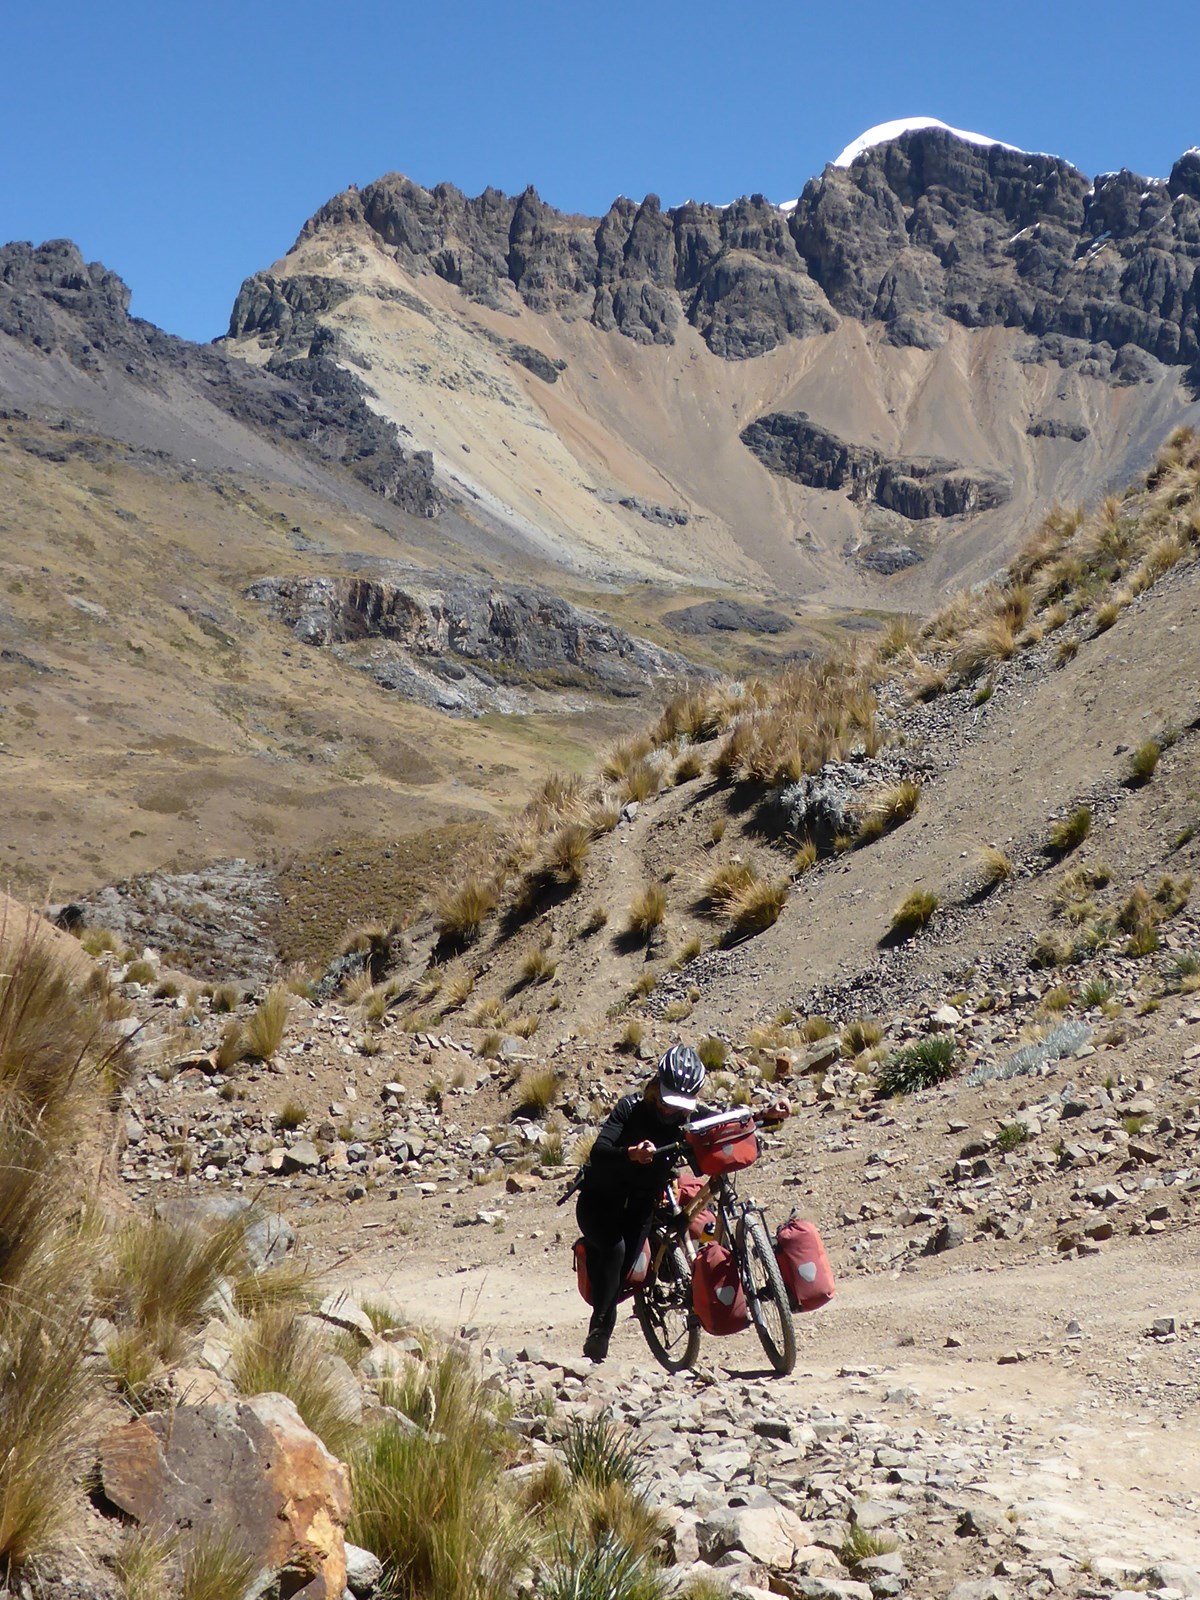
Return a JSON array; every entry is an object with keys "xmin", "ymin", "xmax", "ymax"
[
  {"xmin": 691, "ymin": 1242, "xmax": 749, "ymax": 1334},
  {"xmin": 686, "ymin": 1112, "xmax": 758, "ymax": 1176},
  {"xmin": 774, "ymin": 1218, "xmax": 835, "ymax": 1312},
  {"xmin": 573, "ymin": 1236, "xmax": 651, "ymax": 1306},
  {"xmin": 674, "ymin": 1173, "xmax": 717, "ymax": 1241}
]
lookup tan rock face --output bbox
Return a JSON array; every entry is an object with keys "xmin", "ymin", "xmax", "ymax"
[{"xmin": 99, "ymin": 1393, "xmax": 351, "ymax": 1599}]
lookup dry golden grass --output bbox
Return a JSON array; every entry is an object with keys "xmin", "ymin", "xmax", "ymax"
[
  {"xmin": 977, "ymin": 845, "xmax": 1013, "ymax": 889},
  {"xmin": 856, "ymin": 780, "xmax": 920, "ymax": 844},
  {"xmin": 793, "ymin": 838, "xmax": 818, "ymax": 874},
  {"xmin": 603, "ymin": 736, "xmax": 653, "ymax": 781},
  {"xmin": 701, "ymin": 860, "xmax": 757, "ymax": 916},
  {"xmin": 619, "ymin": 761, "xmax": 662, "ymax": 803},
  {"xmin": 672, "ymin": 749, "xmax": 705, "ymax": 784},
  {"xmin": 888, "ymin": 889, "xmax": 938, "ymax": 939},
  {"xmin": 96, "ymin": 1211, "xmax": 247, "ymax": 1364},
  {"xmin": 434, "ymin": 875, "xmax": 498, "ymax": 948},
  {"xmin": 723, "ymin": 875, "xmax": 789, "ymax": 939},
  {"xmin": 519, "ymin": 947, "xmax": 557, "ymax": 986},
  {"xmin": 230, "ymin": 1307, "xmax": 360, "ymax": 1459},
  {"xmin": 243, "ymin": 984, "xmax": 291, "ymax": 1061},
  {"xmin": 626, "ymin": 884, "xmax": 667, "ymax": 942},
  {"xmin": 878, "ymin": 614, "xmax": 920, "ymax": 660},
  {"xmin": 541, "ymin": 822, "xmax": 591, "ymax": 887},
  {"xmin": 952, "ymin": 615, "xmax": 1017, "ymax": 680},
  {"xmin": 441, "ymin": 972, "xmax": 476, "ymax": 1012}
]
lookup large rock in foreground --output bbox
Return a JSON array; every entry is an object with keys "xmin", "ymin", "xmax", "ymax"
[{"xmin": 98, "ymin": 1393, "xmax": 351, "ymax": 1599}]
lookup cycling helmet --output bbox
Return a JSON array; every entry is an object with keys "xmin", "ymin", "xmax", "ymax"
[{"xmin": 657, "ymin": 1043, "xmax": 706, "ymax": 1111}]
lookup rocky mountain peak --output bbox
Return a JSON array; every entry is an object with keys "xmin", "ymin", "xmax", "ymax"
[{"xmin": 237, "ymin": 124, "xmax": 1200, "ymax": 378}]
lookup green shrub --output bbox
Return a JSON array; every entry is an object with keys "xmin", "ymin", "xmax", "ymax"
[
  {"xmin": 541, "ymin": 1533, "xmax": 664, "ymax": 1600},
  {"xmin": 1080, "ymin": 977, "xmax": 1115, "ymax": 1008},
  {"xmin": 562, "ymin": 1415, "xmax": 646, "ymax": 1491},
  {"xmin": 995, "ymin": 1123, "xmax": 1031, "ymax": 1153},
  {"xmin": 877, "ymin": 1035, "xmax": 957, "ymax": 1097}
]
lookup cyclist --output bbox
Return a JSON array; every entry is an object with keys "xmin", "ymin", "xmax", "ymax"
[{"xmin": 576, "ymin": 1044, "xmax": 789, "ymax": 1362}]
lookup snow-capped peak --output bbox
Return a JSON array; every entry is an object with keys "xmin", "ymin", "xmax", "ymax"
[{"xmin": 832, "ymin": 117, "xmax": 1026, "ymax": 169}]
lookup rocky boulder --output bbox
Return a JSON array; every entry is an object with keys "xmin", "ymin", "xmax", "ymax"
[{"xmin": 97, "ymin": 1393, "xmax": 351, "ymax": 1599}]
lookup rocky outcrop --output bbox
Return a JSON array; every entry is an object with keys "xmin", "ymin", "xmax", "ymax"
[
  {"xmin": 98, "ymin": 1394, "xmax": 351, "ymax": 1599},
  {"xmin": 247, "ymin": 573, "xmax": 698, "ymax": 714},
  {"xmin": 0, "ymin": 241, "xmax": 437, "ymax": 515},
  {"xmin": 234, "ymin": 130, "xmax": 1200, "ymax": 371},
  {"xmin": 741, "ymin": 412, "xmax": 1012, "ymax": 519},
  {"xmin": 664, "ymin": 599, "xmax": 792, "ymax": 637}
]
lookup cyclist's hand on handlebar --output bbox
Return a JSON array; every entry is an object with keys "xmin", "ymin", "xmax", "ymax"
[{"xmin": 628, "ymin": 1139, "xmax": 657, "ymax": 1164}]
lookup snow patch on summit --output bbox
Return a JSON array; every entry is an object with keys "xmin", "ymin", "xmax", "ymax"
[{"xmin": 833, "ymin": 117, "xmax": 1026, "ymax": 168}]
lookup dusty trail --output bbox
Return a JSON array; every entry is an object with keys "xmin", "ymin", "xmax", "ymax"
[{"xmin": 346, "ymin": 1224, "xmax": 1200, "ymax": 1576}]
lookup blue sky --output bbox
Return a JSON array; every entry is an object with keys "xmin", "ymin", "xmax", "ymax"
[{"xmin": 2, "ymin": 0, "xmax": 1196, "ymax": 342}]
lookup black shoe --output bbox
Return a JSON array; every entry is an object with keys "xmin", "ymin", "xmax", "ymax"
[{"xmin": 583, "ymin": 1330, "xmax": 610, "ymax": 1362}]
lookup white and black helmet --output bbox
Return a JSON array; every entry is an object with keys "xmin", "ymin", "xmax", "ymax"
[{"xmin": 657, "ymin": 1044, "xmax": 706, "ymax": 1111}]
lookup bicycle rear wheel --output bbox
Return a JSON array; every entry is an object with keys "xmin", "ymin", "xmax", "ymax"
[
  {"xmin": 634, "ymin": 1241, "xmax": 701, "ymax": 1373},
  {"xmin": 740, "ymin": 1213, "xmax": 796, "ymax": 1376}
]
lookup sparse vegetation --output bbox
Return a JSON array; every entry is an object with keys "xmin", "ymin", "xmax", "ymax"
[
  {"xmin": 618, "ymin": 1019, "xmax": 644, "ymax": 1053},
  {"xmin": 856, "ymin": 780, "xmax": 920, "ymax": 844},
  {"xmin": 434, "ymin": 876, "xmax": 498, "ymax": 950},
  {"xmin": 230, "ymin": 1306, "xmax": 360, "ymax": 1459},
  {"xmin": 841, "ymin": 1018, "xmax": 883, "ymax": 1057},
  {"xmin": 840, "ymin": 1524, "xmax": 899, "ymax": 1571},
  {"xmin": 793, "ymin": 838, "xmax": 818, "ymax": 874},
  {"xmin": 887, "ymin": 889, "xmax": 938, "ymax": 940},
  {"xmin": 242, "ymin": 985, "xmax": 290, "ymax": 1061},
  {"xmin": 697, "ymin": 1036, "xmax": 727, "ymax": 1070},
  {"xmin": 977, "ymin": 845, "xmax": 1013, "ymax": 890},
  {"xmin": 626, "ymin": 884, "xmax": 667, "ymax": 942},
  {"xmin": 516, "ymin": 1066, "xmax": 559, "ymax": 1115},
  {"xmin": 276, "ymin": 1098, "xmax": 307, "ymax": 1131},
  {"xmin": 877, "ymin": 1035, "xmax": 958, "ymax": 1097},
  {"xmin": 1127, "ymin": 739, "xmax": 1161, "ymax": 786},
  {"xmin": 995, "ymin": 1122, "xmax": 1031, "ymax": 1153},
  {"xmin": 1046, "ymin": 807, "xmax": 1092, "ymax": 856},
  {"xmin": 519, "ymin": 947, "xmax": 557, "ymax": 986}
]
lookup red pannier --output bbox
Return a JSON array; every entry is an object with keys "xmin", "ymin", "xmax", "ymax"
[
  {"xmin": 572, "ymin": 1236, "xmax": 650, "ymax": 1306},
  {"xmin": 674, "ymin": 1172, "xmax": 717, "ymax": 1241},
  {"xmin": 685, "ymin": 1110, "xmax": 758, "ymax": 1176},
  {"xmin": 691, "ymin": 1242, "xmax": 749, "ymax": 1335},
  {"xmin": 774, "ymin": 1217, "xmax": 835, "ymax": 1312}
]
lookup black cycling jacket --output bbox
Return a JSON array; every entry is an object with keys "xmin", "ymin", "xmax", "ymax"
[{"xmin": 580, "ymin": 1092, "xmax": 710, "ymax": 1205}]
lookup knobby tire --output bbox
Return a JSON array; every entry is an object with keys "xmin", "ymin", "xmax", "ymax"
[
  {"xmin": 740, "ymin": 1213, "xmax": 797, "ymax": 1376},
  {"xmin": 635, "ymin": 1240, "xmax": 700, "ymax": 1373}
]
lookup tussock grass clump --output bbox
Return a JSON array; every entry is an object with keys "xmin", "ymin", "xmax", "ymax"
[
  {"xmin": 887, "ymin": 890, "xmax": 938, "ymax": 940},
  {"xmin": 723, "ymin": 875, "xmax": 789, "ymax": 939},
  {"xmin": 519, "ymin": 947, "xmax": 557, "ymax": 986},
  {"xmin": 122, "ymin": 958, "xmax": 157, "ymax": 986},
  {"xmin": 672, "ymin": 750, "xmax": 705, "ymax": 784},
  {"xmin": 856, "ymin": 780, "xmax": 920, "ymax": 844},
  {"xmin": 351, "ymin": 1346, "xmax": 525, "ymax": 1600},
  {"xmin": 618, "ymin": 1019, "xmax": 644, "ymax": 1053},
  {"xmin": 340, "ymin": 922, "xmax": 397, "ymax": 983},
  {"xmin": 977, "ymin": 845, "xmax": 1013, "ymax": 890},
  {"xmin": 276, "ymin": 1098, "xmax": 307, "ymax": 1132},
  {"xmin": 1127, "ymin": 740, "xmax": 1161, "ymax": 786},
  {"xmin": 96, "ymin": 1212, "xmax": 247, "ymax": 1364},
  {"xmin": 697, "ymin": 1036, "xmax": 727, "ymax": 1070},
  {"xmin": 209, "ymin": 982, "xmax": 240, "ymax": 1014},
  {"xmin": 1054, "ymin": 634, "xmax": 1080, "ymax": 667},
  {"xmin": 81, "ymin": 926, "xmax": 121, "ymax": 958},
  {"xmin": 539, "ymin": 823, "xmax": 592, "ymax": 890},
  {"xmin": 434, "ymin": 876, "xmax": 498, "ymax": 950},
  {"xmin": 231, "ymin": 1254, "xmax": 316, "ymax": 1318},
  {"xmin": 701, "ymin": 861, "xmax": 756, "ymax": 916},
  {"xmin": 1163, "ymin": 952, "xmax": 1200, "ymax": 994},
  {"xmin": 1046, "ymin": 807, "xmax": 1092, "ymax": 856},
  {"xmin": 215, "ymin": 1021, "xmax": 248, "ymax": 1073},
  {"xmin": 626, "ymin": 885, "xmax": 667, "ymax": 943},
  {"xmin": 442, "ymin": 972, "xmax": 476, "ymax": 1013},
  {"xmin": 510, "ymin": 1013, "xmax": 541, "ymax": 1039},
  {"xmin": 562, "ymin": 1414, "xmax": 646, "ymax": 1491},
  {"xmin": 878, "ymin": 614, "xmax": 920, "ymax": 660},
  {"xmin": 111, "ymin": 1524, "xmax": 177, "ymax": 1600},
  {"xmin": 1030, "ymin": 930, "xmax": 1075, "ymax": 969},
  {"xmin": 840, "ymin": 1524, "xmax": 899, "ymax": 1570},
  {"xmin": 515, "ymin": 1066, "xmax": 559, "ymax": 1115},
  {"xmin": 0, "ymin": 1259, "xmax": 95, "ymax": 1570},
  {"xmin": 230, "ymin": 1307, "xmax": 360, "ymax": 1459},
  {"xmin": 242, "ymin": 985, "xmax": 290, "ymax": 1061},
  {"xmin": 952, "ymin": 615, "xmax": 1017, "ymax": 681},
  {"xmin": 841, "ymin": 1018, "xmax": 883, "ymax": 1057},
  {"xmin": 580, "ymin": 905, "xmax": 609, "ymax": 937},
  {"xmin": 877, "ymin": 1035, "xmax": 957, "ymax": 1097},
  {"xmin": 793, "ymin": 838, "xmax": 818, "ymax": 874},
  {"xmin": 179, "ymin": 1529, "xmax": 259, "ymax": 1600},
  {"xmin": 619, "ymin": 762, "xmax": 662, "ymax": 804},
  {"xmin": 603, "ymin": 737, "xmax": 654, "ymax": 782},
  {"xmin": 671, "ymin": 936, "xmax": 702, "ymax": 968}
]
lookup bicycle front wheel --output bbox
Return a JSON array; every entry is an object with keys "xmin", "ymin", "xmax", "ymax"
[
  {"xmin": 634, "ymin": 1241, "xmax": 701, "ymax": 1373},
  {"xmin": 740, "ymin": 1214, "xmax": 797, "ymax": 1376}
]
